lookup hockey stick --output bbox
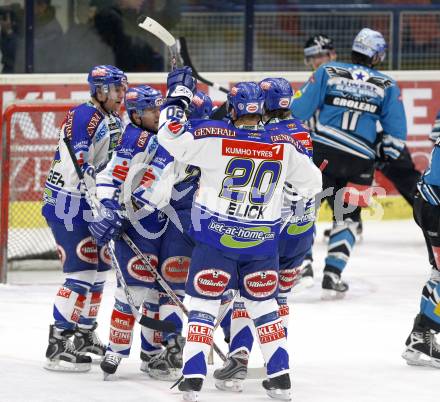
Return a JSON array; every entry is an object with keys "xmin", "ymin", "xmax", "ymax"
[
  {"xmin": 178, "ymin": 37, "xmax": 229, "ymax": 120},
  {"xmin": 138, "ymin": 16, "xmax": 182, "ymax": 69},
  {"xmin": 121, "ymin": 232, "xmax": 227, "ymax": 362},
  {"xmin": 178, "ymin": 37, "xmax": 229, "ymax": 95},
  {"xmin": 63, "ymin": 136, "xmax": 176, "ymax": 333}
]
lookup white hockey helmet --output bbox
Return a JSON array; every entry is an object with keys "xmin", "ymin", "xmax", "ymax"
[{"xmin": 352, "ymin": 28, "xmax": 387, "ymax": 62}]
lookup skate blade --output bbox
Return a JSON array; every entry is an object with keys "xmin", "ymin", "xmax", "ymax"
[
  {"xmin": 148, "ymin": 368, "xmax": 182, "ymax": 382},
  {"xmin": 103, "ymin": 372, "xmax": 117, "ymax": 381},
  {"xmin": 214, "ymin": 378, "xmax": 243, "ymax": 392},
  {"xmin": 140, "ymin": 361, "xmax": 150, "ymax": 374},
  {"xmin": 44, "ymin": 359, "xmax": 91, "ymax": 373},
  {"xmin": 266, "ymin": 388, "xmax": 292, "ymax": 401},
  {"xmin": 182, "ymin": 390, "xmax": 199, "ymax": 402},
  {"xmin": 321, "ymin": 289, "xmax": 346, "ymax": 301},
  {"xmin": 402, "ymin": 349, "xmax": 440, "ymax": 368}
]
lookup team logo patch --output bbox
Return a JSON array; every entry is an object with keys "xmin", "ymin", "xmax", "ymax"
[
  {"xmin": 127, "ymin": 255, "xmax": 157, "ymax": 283},
  {"xmin": 187, "ymin": 324, "xmax": 213, "ymax": 345},
  {"xmin": 111, "ymin": 309, "xmax": 135, "ymax": 331},
  {"xmin": 162, "ymin": 256, "xmax": 190, "ymax": 284},
  {"xmin": 76, "ymin": 237, "xmax": 98, "ymax": 264},
  {"xmin": 137, "ymin": 131, "xmax": 149, "ymax": 148},
  {"xmin": 238, "ymin": 103, "xmax": 244, "ymax": 110},
  {"xmin": 246, "ymin": 103, "xmax": 259, "ymax": 113},
  {"xmin": 99, "ymin": 246, "xmax": 112, "ymax": 266},
  {"xmin": 125, "ymin": 91, "xmax": 138, "ymax": 100},
  {"xmin": 91, "ymin": 67, "xmax": 108, "ymax": 77},
  {"xmin": 279, "ymin": 98, "xmax": 290, "ymax": 108},
  {"xmin": 194, "ymin": 269, "xmax": 230, "ymax": 297},
  {"xmin": 260, "ymin": 81, "xmax": 271, "ymax": 90},
  {"xmin": 244, "ymin": 270, "xmax": 278, "ymax": 298},
  {"xmin": 293, "ymin": 90, "xmax": 302, "ymax": 99},
  {"xmin": 155, "ymin": 97, "xmax": 165, "ymax": 106},
  {"xmin": 56, "ymin": 244, "xmax": 66, "ymax": 266},
  {"xmin": 279, "ymin": 268, "xmax": 300, "ymax": 291}
]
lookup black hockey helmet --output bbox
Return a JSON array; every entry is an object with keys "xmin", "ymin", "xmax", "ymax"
[{"xmin": 304, "ymin": 34, "xmax": 335, "ymax": 58}]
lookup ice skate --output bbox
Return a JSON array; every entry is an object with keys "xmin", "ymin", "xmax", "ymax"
[
  {"xmin": 213, "ymin": 351, "xmax": 248, "ymax": 392},
  {"xmin": 140, "ymin": 350, "xmax": 162, "ymax": 373},
  {"xmin": 402, "ymin": 315, "xmax": 440, "ymax": 368},
  {"xmin": 44, "ymin": 325, "xmax": 92, "ymax": 372},
  {"xmin": 321, "ymin": 272, "xmax": 348, "ymax": 300},
  {"xmin": 147, "ymin": 334, "xmax": 185, "ymax": 381},
  {"xmin": 293, "ymin": 258, "xmax": 314, "ymax": 292},
  {"xmin": 73, "ymin": 322, "xmax": 106, "ymax": 361},
  {"xmin": 178, "ymin": 377, "xmax": 203, "ymax": 402},
  {"xmin": 262, "ymin": 373, "xmax": 292, "ymax": 401},
  {"xmin": 100, "ymin": 352, "xmax": 122, "ymax": 380}
]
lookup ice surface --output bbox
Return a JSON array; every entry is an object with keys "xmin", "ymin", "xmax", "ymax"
[{"xmin": 0, "ymin": 220, "xmax": 437, "ymax": 402}]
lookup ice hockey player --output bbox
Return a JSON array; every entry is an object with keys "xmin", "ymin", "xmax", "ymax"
[
  {"xmin": 301, "ymin": 33, "xmax": 420, "ymax": 285},
  {"xmin": 157, "ymin": 66, "xmax": 322, "ymax": 401},
  {"xmin": 213, "ymin": 77, "xmax": 316, "ymax": 391},
  {"xmin": 134, "ymin": 90, "xmax": 214, "ymax": 381},
  {"xmin": 89, "ymin": 85, "xmax": 168, "ymax": 379},
  {"xmin": 291, "ymin": 28, "xmax": 407, "ymax": 298},
  {"xmin": 401, "ymin": 124, "xmax": 440, "ymax": 368},
  {"xmin": 42, "ymin": 65, "xmax": 127, "ymax": 371}
]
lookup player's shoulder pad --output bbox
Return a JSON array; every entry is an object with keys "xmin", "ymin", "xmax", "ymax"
[
  {"xmin": 268, "ymin": 118, "xmax": 312, "ymax": 154},
  {"xmin": 70, "ymin": 103, "xmax": 105, "ymax": 139},
  {"xmin": 186, "ymin": 119, "xmax": 238, "ymax": 139},
  {"xmin": 123, "ymin": 123, "xmax": 157, "ymax": 149},
  {"xmin": 268, "ymin": 124, "xmax": 308, "ymax": 156}
]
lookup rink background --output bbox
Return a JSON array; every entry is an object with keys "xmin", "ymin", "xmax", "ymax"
[{"xmin": 0, "ymin": 219, "xmax": 437, "ymax": 402}]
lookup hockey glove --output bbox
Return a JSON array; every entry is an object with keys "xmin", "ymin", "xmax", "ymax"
[
  {"xmin": 89, "ymin": 199, "xmax": 124, "ymax": 246},
  {"xmin": 166, "ymin": 66, "xmax": 196, "ymax": 109},
  {"xmin": 377, "ymin": 134, "xmax": 405, "ymax": 161}
]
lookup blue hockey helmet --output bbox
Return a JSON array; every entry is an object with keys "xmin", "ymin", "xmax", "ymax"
[
  {"xmin": 259, "ymin": 77, "xmax": 293, "ymax": 112},
  {"xmin": 188, "ymin": 91, "xmax": 213, "ymax": 119},
  {"xmin": 352, "ymin": 28, "xmax": 387, "ymax": 62},
  {"xmin": 125, "ymin": 85, "xmax": 164, "ymax": 116},
  {"xmin": 227, "ymin": 82, "xmax": 264, "ymax": 119},
  {"xmin": 87, "ymin": 65, "xmax": 128, "ymax": 96}
]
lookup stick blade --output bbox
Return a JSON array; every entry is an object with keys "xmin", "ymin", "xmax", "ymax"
[
  {"xmin": 138, "ymin": 16, "xmax": 176, "ymax": 47},
  {"xmin": 139, "ymin": 315, "xmax": 177, "ymax": 332}
]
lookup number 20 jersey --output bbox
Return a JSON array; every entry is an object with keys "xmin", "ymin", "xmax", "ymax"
[{"xmin": 157, "ymin": 111, "xmax": 322, "ymax": 258}]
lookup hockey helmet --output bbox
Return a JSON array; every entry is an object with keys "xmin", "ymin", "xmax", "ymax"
[
  {"xmin": 125, "ymin": 85, "xmax": 164, "ymax": 116},
  {"xmin": 188, "ymin": 91, "xmax": 213, "ymax": 119},
  {"xmin": 259, "ymin": 78, "xmax": 293, "ymax": 112},
  {"xmin": 304, "ymin": 34, "xmax": 335, "ymax": 58},
  {"xmin": 227, "ymin": 82, "xmax": 264, "ymax": 119},
  {"xmin": 88, "ymin": 65, "xmax": 128, "ymax": 96},
  {"xmin": 352, "ymin": 28, "xmax": 387, "ymax": 62}
]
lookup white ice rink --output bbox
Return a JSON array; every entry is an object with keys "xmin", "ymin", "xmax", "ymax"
[{"xmin": 0, "ymin": 219, "xmax": 437, "ymax": 402}]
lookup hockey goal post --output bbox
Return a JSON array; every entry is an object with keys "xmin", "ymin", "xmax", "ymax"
[{"xmin": 0, "ymin": 100, "xmax": 78, "ymax": 283}]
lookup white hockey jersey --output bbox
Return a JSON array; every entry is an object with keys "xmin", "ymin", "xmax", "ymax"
[{"xmin": 157, "ymin": 107, "xmax": 322, "ymax": 257}]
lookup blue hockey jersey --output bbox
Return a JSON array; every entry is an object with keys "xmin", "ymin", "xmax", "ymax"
[{"xmin": 291, "ymin": 61, "xmax": 407, "ymax": 160}]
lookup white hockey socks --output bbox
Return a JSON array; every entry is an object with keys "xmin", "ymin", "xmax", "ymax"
[{"xmin": 182, "ymin": 297, "xmax": 220, "ymax": 378}]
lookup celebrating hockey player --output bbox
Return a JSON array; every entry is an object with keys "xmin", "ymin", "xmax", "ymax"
[
  {"xmin": 89, "ymin": 85, "xmax": 168, "ymax": 379},
  {"xmin": 291, "ymin": 28, "xmax": 407, "ymax": 298},
  {"xmin": 213, "ymin": 77, "xmax": 316, "ymax": 390},
  {"xmin": 401, "ymin": 124, "xmax": 440, "ymax": 367},
  {"xmin": 42, "ymin": 65, "xmax": 127, "ymax": 371},
  {"xmin": 157, "ymin": 67, "xmax": 322, "ymax": 401},
  {"xmin": 145, "ymin": 90, "xmax": 213, "ymax": 380}
]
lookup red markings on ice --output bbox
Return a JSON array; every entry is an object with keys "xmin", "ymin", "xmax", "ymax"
[
  {"xmin": 187, "ymin": 324, "xmax": 213, "ymax": 345},
  {"xmin": 222, "ymin": 139, "xmax": 284, "ymax": 160},
  {"xmin": 257, "ymin": 321, "xmax": 285, "ymax": 344}
]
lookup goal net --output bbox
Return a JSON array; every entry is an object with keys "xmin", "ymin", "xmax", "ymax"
[{"xmin": 0, "ymin": 100, "xmax": 78, "ymax": 281}]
